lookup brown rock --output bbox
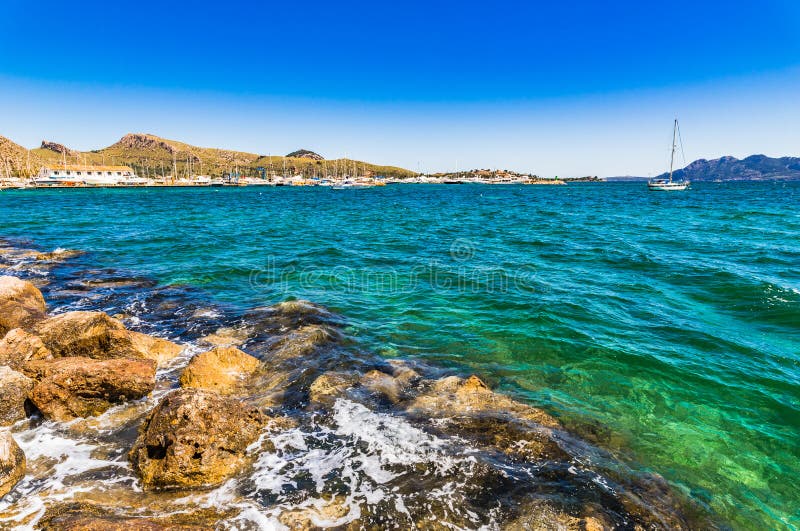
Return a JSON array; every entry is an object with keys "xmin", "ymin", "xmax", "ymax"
[
  {"xmin": 37, "ymin": 503, "xmax": 224, "ymax": 530},
  {"xmin": 39, "ymin": 515, "xmax": 207, "ymax": 530},
  {"xmin": 198, "ymin": 326, "xmax": 251, "ymax": 348},
  {"xmin": 269, "ymin": 324, "xmax": 341, "ymax": 361},
  {"xmin": 33, "ymin": 311, "xmax": 180, "ymax": 364},
  {"xmin": 503, "ymin": 502, "xmax": 611, "ymax": 531},
  {"xmin": 0, "ymin": 275, "xmax": 46, "ymax": 335},
  {"xmin": 0, "ymin": 366, "xmax": 34, "ymax": 425},
  {"xmin": 26, "ymin": 357, "xmax": 156, "ymax": 421},
  {"xmin": 127, "ymin": 331, "xmax": 183, "ymax": 367},
  {"xmin": 0, "ymin": 327, "xmax": 52, "ymax": 371},
  {"xmin": 0, "ymin": 431, "xmax": 25, "ymax": 499},
  {"xmin": 308, "ymin": 372, "xmax": 359, "ymax": 404},
  {"xmin": 179, "ymin": 347, "xmax": 259, "ymax": 394},
  {"xmin": 278, "ymin": 495, "xmax": 351, "ymax": 529},
  {"xmin": 34, "ymin": 249, "xmax": 83, "ymax": 262},
  {"xmin": 407, "ymin": 375, "xmax": 566, "ymax": 462},
  {"xmin": 360, "ymin": 370, "xmax": 403, "ymax": 403},
  {"xmin": 33, "ymin": 311, "xmax": 130, "ymax": 359},
  {"xmin": 129, "ymin": 388, "xmax": 264, "ymax": 489}
]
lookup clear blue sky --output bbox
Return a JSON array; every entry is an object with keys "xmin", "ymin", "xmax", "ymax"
[{"xmin": 1, "ymin": 0, "xmax": 799, "ymax": 176}]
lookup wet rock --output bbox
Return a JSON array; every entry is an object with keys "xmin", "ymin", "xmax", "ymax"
[
  {"xmin": 34, "ymin": 249, "xmax": 83, "ymax": 262},
  {"xmin": 179, "ymin": 347, "xmax": 259, "ymax": 394},
  {"xmin": 33, "ymin": 311, "xmax": 131, "ymax": 359},
  {"xmin": 0, "ymin": 327, "xmax": 52, "ymax": 371},
  {"xmin": 360, "ymin": 370, "xmax": 403, "ymax": 403},
  {"xmin": 130, "ymin": 388, "xmax": 264, "ymax": 489},
  {"xmin": 0, "ymin": 275, "xmax": 47, "ymax": 335},
  {"xmin": 503, "ymin": 501, "xmax": 612, "ymax": 531},
  {"xmin": 127, "ymin": 331, "xmax": 183, "ymax": 367},
  {"xmin": 38, "ymin": 503, "xmax": 225, "ymax": 530},
  {"xmin": 278, "ymin": 495, "xmax": 351, "ymax": 530},
  {"xmin": 268, "ymin": 324, "xmax": 342, "ymax": 361},
  {"xmin": 407, "ymin": 375, "xmax": 567, "ymax": 462},
  {"xmin": 39, "ymin": 515, "xmax": 206, "ymax": 530},
  {"xmin": 245, "ymin": 299, "xmax": 343, "ymax": 338},
  {"xmin": 0, "ymin": 366, "xmax": 34, "ymax": 425},
  {"xmin": 0, "ymin": 431, "xmax": 25, "ymax": 499},
  {"xmin": 26, "ymin": 357, "xmax": 156, "ymax": 421},
  {"xmin": 413, "ymin": 375, "xmax": 561, "ymax": 428},
  {"xmin": 387, "ymin": 359, "xmax": 422, "ymax": 386},
  {"xmin": 308, "ymin": 371, "xmax": 359, "ymax": 404},
  {"xmin": 198, "ymin": 326, "xmax": 251, "ymax": 348},
  {"xmin": 33, "ymin": 311, "xmax": 181, "ymax": 364}
]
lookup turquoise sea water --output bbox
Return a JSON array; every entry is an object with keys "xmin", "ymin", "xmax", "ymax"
[{"xmin": 1, "ymin": 182, "xmax": 798, "ymax": 529}]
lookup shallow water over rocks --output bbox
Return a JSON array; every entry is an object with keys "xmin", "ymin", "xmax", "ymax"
[{"xmin": 0, "ymin": 239, "xmax": 713, "ymax": 529}]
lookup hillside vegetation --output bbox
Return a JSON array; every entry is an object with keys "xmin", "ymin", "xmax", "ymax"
[{"xmin": 4, "ymin": 133, "xmax": 416, "ymax": 179}]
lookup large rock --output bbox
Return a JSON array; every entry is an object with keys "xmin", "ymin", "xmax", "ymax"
[
  {"xmin": 268, "ymin": 324, "xmax": 341, "ymax": 361},
  {"xmin": 127, "ymin": 331, "xmax": 183, "ymax": 367},
  {"xmin": 308, "ymin": 372, "xmax": 359, "ymax": 404},
  {"xmin": 503, "ymin": 501, "xmax": 611, "ymax": 531},
  {"xmin": 360, "ymin": 370, "xmax": 403, "ymax": 403},
  {"xmin": 33, "ymin": 311, "xmax": 131, "ymax": 359},
  {"xmin": 0, "ymin": 431, "xmax": 25, "ymax": 499},
  {"xmin": 0, "ymin": 327, "xmax": 52, "ymax": 371},
  {"xmin": 0, "ymin": 276, "xmax": 46, "ymax": 335},
  {"xmin": 38, "ymin": 503, "xmax": 226, "ymax": 530},
  {"xmin": 130, "ymin": 389, "xmax": 264, "ymax": 489},
  {"xmin": 179, "ymin": 347, "xmax": 259, "ymax": 394},
  {"xmin": 26, "ymin": 357, "xmax": 156, "ymax": 421},
  {"xmin": 33, "ymin": 311, "xmax": 182, "ymax": 364},
  {"xmin": 0, "ymin": 366, "xmax": 34, "ymax": 425},
  {"xmin": 407, "ymin": 375, "xmax": 567, "ymax": 461}
]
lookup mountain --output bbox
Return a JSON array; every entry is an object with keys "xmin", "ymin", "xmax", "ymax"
[
  {"xmin": 5, "ymin": 133, "xmax": 416, "ymax": 179},
  {"xmin": 660, "ymin": 155, "xmax": 800, "ymax": 181}
]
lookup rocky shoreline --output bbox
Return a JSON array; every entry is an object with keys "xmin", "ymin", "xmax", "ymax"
[{"xmin": 0, "ymin": 241, "xmax": 713, "ymax": 530}]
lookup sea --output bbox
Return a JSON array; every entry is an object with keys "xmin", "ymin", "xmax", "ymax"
[{"xmin": 0, "ymin": 182, "xmax": 798, "ymax": 529}]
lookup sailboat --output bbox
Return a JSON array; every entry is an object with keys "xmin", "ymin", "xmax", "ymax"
[{"xmin": 648, "ymin": 119, "xmax": 690, "ymax": 191}]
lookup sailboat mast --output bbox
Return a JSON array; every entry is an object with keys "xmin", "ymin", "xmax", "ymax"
[{"xmin": 669, "ymin": 119, "xmax": 677, "ymax": 183}]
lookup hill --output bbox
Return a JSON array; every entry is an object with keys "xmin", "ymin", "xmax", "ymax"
[
  {"xmin": 10, "ymin": 133, "xmax": 416, "ymax": 179},
  {"xmin": 0, "ymin": 135, "xmax": 46, "ymax": 177},
  {"xmin": 660, "ymin": 155, "xmax": 800, "ymax": 181},
  {"xmin": 609, "ymin": 154, "xmax": 800, "ymax": 182}
]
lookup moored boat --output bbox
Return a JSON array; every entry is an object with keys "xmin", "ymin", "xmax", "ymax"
[{"xmin": 648, "ymin": 119, "xmax": 690, "ymax": 191}]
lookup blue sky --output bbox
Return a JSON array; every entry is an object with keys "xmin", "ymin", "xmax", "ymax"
[{"xmin": 1, "ymin": 0, "xmax": 799, "ymax": 176}]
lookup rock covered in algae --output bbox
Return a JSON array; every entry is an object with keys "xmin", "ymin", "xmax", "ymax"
[
  {"xmin": 0, "ymin": 275, "xmax": 47, "ymax": 336},
  {"xmin": 129, "ymin": 388, "xmax": 264, "ymax": 489},
  {"xmin": 407, "ymin": 375, "xmax": 568, "ymax": 461},
  {"xmin": 0, "ymin": 365, "xmax": 34, "ymax": 425},
  {"xmin": 0, "ymin": 431, "xmax": 25, "ymax": 499},
  {"xmin": 0, "ymin": 327, "xmax": 52, "ymax": 371},
  {"xmin": 25, "ymin": 356, "xmax": 157, "ymax": 421},
  {"xmin": 179, "ymin": 346, "xmax": 260, "ymax": 394}
]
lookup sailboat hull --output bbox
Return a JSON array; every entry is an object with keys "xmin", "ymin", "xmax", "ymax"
[{"xmin": 648, "ymin": 181, "xmax": 690, "ymax": 191}]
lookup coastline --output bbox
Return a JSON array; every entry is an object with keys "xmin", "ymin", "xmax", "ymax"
[{"xmin": 0, "ymin": 238, "xmax": 713, "ymax": 529}]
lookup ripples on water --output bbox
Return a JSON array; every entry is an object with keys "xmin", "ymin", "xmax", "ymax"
[{"xmin": 0, "ymin": 182, "xmax": 798, "ymax": 529}]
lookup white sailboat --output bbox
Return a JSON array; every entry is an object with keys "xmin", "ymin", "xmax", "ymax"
[{"xmin": 648, "ymin": 119, "xmax": 690, "ymax": 191}]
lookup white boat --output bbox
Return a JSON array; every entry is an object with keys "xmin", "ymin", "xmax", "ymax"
[{"xmin": 648, "ymin": 119, "xmax": 690, "ymax": 191}]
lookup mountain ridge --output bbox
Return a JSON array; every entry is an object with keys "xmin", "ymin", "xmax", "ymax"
[
  {"xmin": 1, "ymin": 133, "xmax": 416, "ymax": 179},
  {"xmin": 608, "ymin": 154, "xmax": 800, "ymax": 181}
]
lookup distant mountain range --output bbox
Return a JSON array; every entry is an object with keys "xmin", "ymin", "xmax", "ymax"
[
  {"xmin": 0, "ymin": 133, "xmax": 415, "ymax": 179},
  {"xmin": 608, "ymin": 154, "xmax": 800, "ymax": 181}
]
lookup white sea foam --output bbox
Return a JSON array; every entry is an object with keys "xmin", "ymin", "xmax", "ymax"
[{"xmin": 239, "ymin": 399, "xmax": 487, "ymax": 529}]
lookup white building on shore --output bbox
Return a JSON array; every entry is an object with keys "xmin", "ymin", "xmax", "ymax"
[{"xmin": 33, "ymin": 165, "xmax": 141, "ymax": 187}]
